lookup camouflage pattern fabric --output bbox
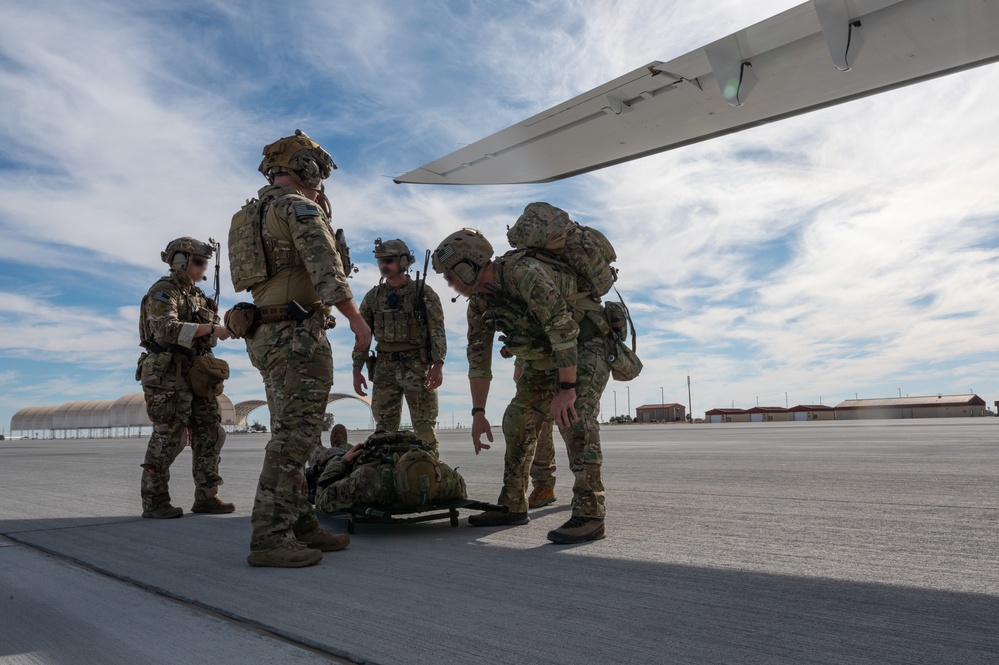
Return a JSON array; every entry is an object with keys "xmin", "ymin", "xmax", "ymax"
[
  {"xmin": 464, "ymin": 253, "xmax": 608, "ymax": 518},
  {"xmin": 352, "ymin": 277, "xmax": 446, "ymax": 455},
  {"xmin": 314, "ymin": 458, "xmax": 396, "ymax": 514},
  {"xmin": 499, "ymin": 337, "xmax": 608, "ymax": 517},
  {"xmin": 245, "ymin": 314, "xmax": 333, "ymax": 550},
  {"xmin": 138, "ymin": 273, "xmax": 225, "ymax": 511},
  {"xmin": 529, "ymin": 418, "xmax": 556, "ymax": 491}
]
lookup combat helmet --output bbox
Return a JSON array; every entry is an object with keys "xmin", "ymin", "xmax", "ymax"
[
  {"xmin": 161, "ymin": 237, "xmax": 214, "ymax": 272},
  {"xmin": 259, "ymin": 129, "xmax": 337, "ymax": 189},
  {"xmin": 373, "ymin": 238, "xmax": 415, "ymax": 271},
  {"xmin": 432, "ymin": 229, "xmax": 493, "ymax": 288}
]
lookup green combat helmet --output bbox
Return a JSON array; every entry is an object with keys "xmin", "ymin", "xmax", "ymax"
[
  {"xmin": 258, "ymin": 129, "xmax": 337, "ymax": 190},
  {"xmin": 373, "ymin": 238, "xmax": 415, "ymax": 271},
  {"xmin": 161, "ymin": 237, "xmax": 214, "ymax": 272},
  {"xmin": 431, "ymin": 229, "xmax": 493, "ymax": 288}
]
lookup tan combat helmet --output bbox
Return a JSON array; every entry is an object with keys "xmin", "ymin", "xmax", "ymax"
[
  {"xmin": 373, "ymin": 238, "xmax": 415, "ymax": 271},
  {"xmin": 161, "ymin": 237, "xmax": 214, "ymax": 272},
  {"xmin": 432, "ymin": 229, "xmax": 493, "ymax": 287},
  {"xmin": 258, "ymin": 129, "xmax": 337, "ymax": 189}
]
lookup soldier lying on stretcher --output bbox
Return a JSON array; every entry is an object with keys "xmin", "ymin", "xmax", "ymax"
[{"xmin": 307, "ymin": 428, "xmax": 466, "ymax": 515}]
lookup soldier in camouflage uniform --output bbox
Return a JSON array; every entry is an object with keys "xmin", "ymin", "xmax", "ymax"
[
  {"xmin": 310, "ymin": 430, "xmax": 465, "ymax": 515},
  {"xmin": 229, "ymin": 130, "xmax": 372, "ymax": 568},
  {"xmin": 138, "ymin": 237, "xmax": 234, "ymax": 519},
  {"xmin": 514, "ymin": 359, "xmax": 557, "ymax": 509},
  {"xmin": 432, "ymin": 225, "xmax": 611, "ymax": 544},
  {"xmin": 352, "ymin": 239, "xmax": 446, "ymax": 456}
]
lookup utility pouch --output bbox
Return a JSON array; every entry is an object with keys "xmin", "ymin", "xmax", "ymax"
[
  {"xmin": 135, "ymin": 352, "xmax": 148, "ymax": 382},
  {"xmin": 605, "ymin": 337, "xmax": 643, "ymax": 382},
  {"xmin": 365, "ymin": 351, "xmax": 377, "ymax": 381},
  {"xmin": 188, "ymin": 356, "xmax": 230, "ymax": 397},
  {"xmin": 224, "ymin": 302, "xmax": 259, "ymax": 339}
]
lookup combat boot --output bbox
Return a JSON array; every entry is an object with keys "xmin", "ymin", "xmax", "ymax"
[
  {"xmin": 468, "ymin": 511, "xmax": 529, "ymax": 527},
  {"xmin": 295, "ymin": 526, "xmax": 350, "ymax": 552},
  {"xmin": 547, "ymin": 516, "xmax": 605, "ymax": 544},
  {"xmin": 330, "ymin": 423, "xmax": 350, "ymax": 451},
  {"xmin": 191, "ymin": 496, "xmax": 236, "ymax": 514},
  {"xmin": 142, "ymin": 499, "xmax": 184, "ymax": 520},
  {"xmin": 247, "ymin": 541, "xmax": 323, "ymax": 568},
  {"xmin": 528, "ymin": 486, "xmax": 556, "ymax": 509}
]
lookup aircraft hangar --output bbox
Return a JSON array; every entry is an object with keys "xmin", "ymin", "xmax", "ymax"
[{"xmin": 9, "ymin": 392, "xmax": 371, "ymax": 439}]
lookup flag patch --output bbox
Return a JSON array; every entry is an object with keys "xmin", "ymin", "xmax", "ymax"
[{"xmin": 294, "ymin": 203, "xmax": 320, "ymax": 218}]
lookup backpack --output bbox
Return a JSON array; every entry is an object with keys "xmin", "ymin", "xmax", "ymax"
[
  {"xmin": 393, "ymin": 448, "xmax": 467, "ymax": 507},
  {"xmin": 506, "ymin": 202, "xmax": 618, "ymax": 297}
]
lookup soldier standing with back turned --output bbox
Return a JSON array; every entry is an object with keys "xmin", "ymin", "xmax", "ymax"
[
  {"xmin": 352, "ymin": 239, "xmax": 446, "ymax": 456},
  {"xmin": 138, "ymin": 237, "xmax": 234, "ymax": 519},
  {"xmin": 228, "ymin": 130, "xmax": 371, "ymax": 568}
]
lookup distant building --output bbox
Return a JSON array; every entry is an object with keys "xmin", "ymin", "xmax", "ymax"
[
  {"xmin": 746, "ymin": 406, "xmax": 792, "ymax": 422},
  {"xmin": 788, "ymin": 404, "xmax": 835, "ymax": 421},
  {"xmin": 635, "ymin": 403, "xmax": 686, "ymax": 423},
  {"xmin": 834, "ymin": 394, "xmax": 986, "ymax": 419},
  {"xmin": 705, "ymin": 408, "xmax": 750, "ymax": 423}
]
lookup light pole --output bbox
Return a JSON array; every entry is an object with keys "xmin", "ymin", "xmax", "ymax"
[
  {"xmin": 613, "ymin": 390, "xmax": 617, "ymax": 419},
  {"xmin": 660, "ymin": 386, "xmax": 664, "ymax": 422},
  {"xmin": 627, "ymin": 386, "xmax": 631, "ymax": 420}
]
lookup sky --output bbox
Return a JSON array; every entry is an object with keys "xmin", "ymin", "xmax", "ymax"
[{"xmin": 2, "ymin": 0, "xmax": 999, "ymax": 434}]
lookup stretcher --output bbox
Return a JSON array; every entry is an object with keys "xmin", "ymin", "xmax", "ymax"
[{"xmin": 333, "ymin": 499, "xmax": 508, "ymax": 533}]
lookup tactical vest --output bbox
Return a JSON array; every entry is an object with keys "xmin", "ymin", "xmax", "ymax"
[
  {"xmin": 228, "ymin": 196, "xmax": 305, "ymax": 292},
  {"xmin": 373, "ymin": 282, "xmax": 425, "ymax": 352},
  {"xmin": 139, "ymin": 278, "xmax": 216, "ymax": 354}
]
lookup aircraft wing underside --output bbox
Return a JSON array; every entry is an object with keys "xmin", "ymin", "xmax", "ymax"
[{"xmin": 395, "ymin": 0, "xmax": 999, "ymax": 185}]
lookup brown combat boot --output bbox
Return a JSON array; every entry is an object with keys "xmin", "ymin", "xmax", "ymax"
[
  {"xmin": 142, "ymin": 501, "xmax": 184, "ymax": 520},
  {"xmin": 296, "ymin": 526, "xmax": 349, "ymax": 552},
  {"xmin": 330, "ymin": 423, "xmax": 350, "ymax": 451},
  {"xmin": 528, "ymin": 486, "xmax": 556, "ymax": 509},
  {"xmin": 468, "ymin": 511, "xmax": 529, "ymax": 527},
  {"xmin": 191, "ymin": 496, "xmax": 236, "ymax": 514},
  {"xmin": 247, "ymin": 541, "xmax": 323, "ymax": 568},
  {"xmin": 547, "ymin": 516, "xmax": 605, "ymax": 544}
]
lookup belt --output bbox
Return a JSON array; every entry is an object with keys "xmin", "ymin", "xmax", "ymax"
[
  {"xmin": 381, "ymin": 349, "xmax": 422, "ymax": 361},
  {"xmin": 142, "ymin": 340, "xmax": 172, "ymax": 354},
  {"xmin": 257, "ymin": 304, "xmax": 317, "ymax": 324}
]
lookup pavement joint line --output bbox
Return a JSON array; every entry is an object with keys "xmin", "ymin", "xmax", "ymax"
[
  {"xmin": 0, "ymin": 517, "xmax": 148, "ymax": 535},
  {"xmin": 3, "ymin": 534, "xmax": 360, "ymax": 665}
]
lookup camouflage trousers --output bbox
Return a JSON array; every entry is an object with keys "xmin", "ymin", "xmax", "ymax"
[
  {"xmin": 246, "ymin": 317, "xmax": 333, "ymax": 551},
  {"xmin": 529, "ymin": 418, "xmax": 556, "ymax": 490},
  {"xmin": 315, "ymin": 462, "xmax": 395, "ymax": 514},
  {"xmin": 140, "ymin": 376, "xmax": 224, "ymax": 511},
  {"xmin": 371, "ymin": 353, "xmax": 439, "ymax": 456},
  {"xmin": 500, "ymin": 338, "xmax": 610, "ymax": 517}
]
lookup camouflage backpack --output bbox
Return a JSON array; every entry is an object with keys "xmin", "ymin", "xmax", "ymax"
[
  {"xmin": 393, "ymin": 448, "xmax": 467, "ymax": 507},
  {"xmin": 506, "ymin": 202, "xmax": 618, "ymax": 297}
]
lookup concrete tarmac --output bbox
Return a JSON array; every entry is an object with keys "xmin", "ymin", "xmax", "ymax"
[{"xmin": 1, "ymin": 420, "xmax": 996, "ymax": 664}]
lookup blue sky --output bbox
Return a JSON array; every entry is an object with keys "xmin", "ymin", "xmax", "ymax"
[{"xmin": 2, "ymin": 0, "xmax": 999, "ymax": 433}]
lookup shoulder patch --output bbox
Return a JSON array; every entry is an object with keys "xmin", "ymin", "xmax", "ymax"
[
  {"xmin": 152, "ymin": 292, "xmax": 171, "ymax": 304},
  {"xmin": 294, "ymin": 203, "xmax": 321, "ymax": 219}
]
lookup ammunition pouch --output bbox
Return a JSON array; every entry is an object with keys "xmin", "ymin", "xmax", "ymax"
[
  {"xmin": 188, "ymin": 356, "xmax": 230, "ymax": 398},
  {"xmin": 135, "ymin": 352, "xmax": 148, "ymax": 382},
  {"xmin": 224, "ymin": 302, "xmax": 259, "ymax": 339},
  {"xmin": 605, "ymin": 337, "xmax": 642, "ymax": 382}
]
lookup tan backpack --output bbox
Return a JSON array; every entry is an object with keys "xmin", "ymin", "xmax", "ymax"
[{"xmin": 393, "ymin": 449, "xmax": 467, "ymax": 507}]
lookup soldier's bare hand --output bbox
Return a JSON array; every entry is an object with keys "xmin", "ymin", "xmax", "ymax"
[
  {"xmin": 352, "ymin": 368, "xmax": 368, "ymax": 397},
  {"xmin": 214, "ymin": 326, "xmax": 231, "ymax": 341},
  {"xmin": 551, "ymin": 389, "xmax": 578, "ymax": 429},
  {"xmin": 472, "ymin": 413, "xmax": 493, "ymax": 454},
  {"xmin": 343, "ymin": 443, "xmax": 365, "ymax": 462},
  {"xmin": 350, "ymin": 317, "xmax": 372, "ymax": 351},
  {"xmin": 425, "ymin": 363, "xmax": 443, "ymax": 391}
]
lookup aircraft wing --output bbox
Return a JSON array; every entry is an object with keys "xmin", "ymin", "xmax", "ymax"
[{"xmin": 395, "ymin": 0, "xmax": 999, "ymax": 185}]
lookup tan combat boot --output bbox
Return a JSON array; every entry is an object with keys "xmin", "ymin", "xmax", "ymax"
[
  {"xmin": 247, "ymin": 541, "xmax": 323, "ymax": 568},
  {"xmin": 528, "ymin": 486, "xmax": 556, "ymax": 509},
  {"xmin": 330, "ymin": 423, "xmax": 350, "ymax": 451},
  {"xmin": 296, "ymin": 525, "xmax": 350, "ymax": 552},
  {"xmin": 142, "ymin": 496, "xmax": 183, "ymax": 519},
  {"xmin": 191, "ymin": 496, "xmax": 236, "ymax": 514},
  {"xmin": 547, "ymin": 516, "xmax": 605, "ymax": 544}
]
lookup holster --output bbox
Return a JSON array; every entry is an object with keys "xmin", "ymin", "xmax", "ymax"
[{"xmin": 365, "ymin": 351, "xmax": 377, "ymax": 381}]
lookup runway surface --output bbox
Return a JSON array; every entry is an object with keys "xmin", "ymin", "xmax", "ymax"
[{"xmin": 1, "ymin": 420, "xmax": 996, "ymax": 664}]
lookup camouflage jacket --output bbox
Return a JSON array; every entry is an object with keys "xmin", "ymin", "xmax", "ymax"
[
  {"xmin": 139, "ymin": 272, "xmax": 219, "ymax": 356},
  {"xmin": 466, "ymin": 253, "xmax": 579, "ymax": 380},
  {"xmin": 247, "ymin": 184, "xmax": 353, "ymax": 310},
  {"xmin": 352, "ymin": 276, "xmax": 446, "ymax": 367}
]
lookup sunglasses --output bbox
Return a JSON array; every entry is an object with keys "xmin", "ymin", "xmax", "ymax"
[
  {"xmin": 191, "ymin": 257, "xmax": 209, "ymax": 267},
  {"xmin": 378, "ymin": 257, "xmax": 398, "ymax": 264}
]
